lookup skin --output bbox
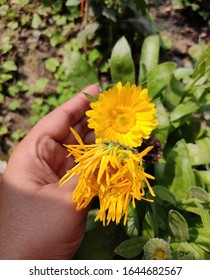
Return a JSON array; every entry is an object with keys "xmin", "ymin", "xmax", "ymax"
[{"xmin": 0, "ymin": 84, "xmax": 99, "ymax": 260}]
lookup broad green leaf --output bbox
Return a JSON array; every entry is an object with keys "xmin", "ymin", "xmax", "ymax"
[
  {"xmin": 31, "ymin": 14, "xmax": 42, "ymax": 29},
  {"xmin": 44, "ymin": 58, "xmax": 60, "ymax": 73},
  {"xmin": 166, "ymin": 140, "xmax": 195, "ymax": 202},
  {"xmin": 139, "ymin": 35, "xmax": 160, "ymax": 83},
  {"xmin": 153, "ymin": 98, "xmax": 169, "ymax": 145},
  {"xmin": 65, "ymin": 0, "xmax": 80, "ymax": 6},
  {"xmin": 150, "ymin": 203, "xmax": 167, "ymax": 230},
  {"xmin": 1, "ymin": 61, "xmax": 17, "ymax": 72},
  {"xmin": 152, "ymin": 185, "xmax": 176, "ymax": 206},
  {"xmin": 189, "ymin": 186, "xmax": 209, "ymax": 204},
  {"xmin": 162, "ymin": 74, "xmax": 184, "ymax": 110},
  {"xmin": 146, "ymin": 62, "xmax": 176, "ymax": 99},
  {"xmin": 63, "ymin": 51, "xmax": 98, "ymax": 92},
  {"xmin": 170, "ymin": 100, "xmax": 198, "ymax": 128},
  {"xmin": 122, "ymin": 204, "xmax": 139, "ymax": 238},
  {"xmin": 168, "ymin": 210, "xmax": 189, "ymax": 242},
  {"xmin": 0, "ymin": 36, "xmax": 12, "ymax": 54},
  {"xmin": 114, "ymin": 237, "xmax": 144, "ymax": 259},
  {"xmin": 194, "ymin": 200, "xmax": 210, "ymax": 232},
  {"xmin": 193, "ymin": 169, "xmax": 205, "ymax": 189},
  {"xmin": 192, "ymin": 45, "xmax": 210, "ymax": 79},
  {"xmin": 0, "ymin": 74, "xmax": 12, "ymax": 84},
  {"xmin": 15, "ymin": 0, "xmax": 29, "ymax": 7},
  {"xmin": 187, "ymin": 137, "xmax": 210, "ymax": 166},
  {"xmin": 8, "ymin": 100, "xmax": 21, "ymax": 111},
  {"xmin": 142, "ymin": 208, "xmax": 159, "ymax": 240},
  {"xmin": 171, "ymin": 242, "xmax": 210, "ymax": 260},
  {"xmin": 174, "ymin": 67, "xmax": 193, "ymax": 81},
  {"xmin": 110, "ymin": 36, "xmax": 135, "ymax": 84},
  {"xmin": 198, "ymin": 171, "xmax": 210, "ymax": 191},
  {"xmin": 0, "ymin": 126, "xmax": 8, "ymax": 136},
  {"xmin": 189, "ymin": 227, "xmax": 210, "ymax": 252},
  {"xmin": 28, "ymin": 78, "xmax": 48, "ymax": 95}
]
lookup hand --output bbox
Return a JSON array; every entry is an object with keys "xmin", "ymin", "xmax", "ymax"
[{"xmin": 0, "ymin": 84, "xmax": 99, "ymax": 260}]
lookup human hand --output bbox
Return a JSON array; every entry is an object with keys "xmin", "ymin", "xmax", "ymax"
[{"xmin": 0, "ymin": 84, "xmax": 99, "ymax": 260}]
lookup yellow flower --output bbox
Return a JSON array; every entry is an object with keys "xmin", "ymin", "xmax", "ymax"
[
  {"xmin": 86, "ymin": 82, "xmax": 158, "ymax": 148},
  {"xmin": 59, "ymin": 128, "xmax": 155, "ymax": 226}
]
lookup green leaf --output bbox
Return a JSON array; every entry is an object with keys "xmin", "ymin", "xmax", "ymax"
[
  {"xmin": 28, "ymin": 78, "xmax": 48, "ymax": 95},
  {"xmin": 198, "ymin": 171, "xmax": 210, "ymax": 191},
  {"xmin": 8, "ymin": 81, "xmax": 28, "ymax": 96},
  {"xmin": 142, "ymin": 209, "xmax": 159, "ymax": 240},
  {"xmin": 168, "ymin": 210, "xmax": 189, "ymax": 242},
  {"xmin": 15, "ymin": 0, "xmax": 29, "ymax": 7},
  {"xmin": 189, "ymin": 186, "xmax": 209, "ymax": 204},
  {"xmin": 189, "ymin": 227, "xmax": 210, "ymax": 252},
  {"xmin": 152, "ymin": 185, "xmax": 176, "ymax": 206},
  {"xmin": 110, "ymin": 36, "xmax": 135, "ymax": 84},
  {"xmin": 0, "ymin": 74, "xmax": 13, "ymax": 84},
  {"xmin": 187, "ymin": 137, "xmax": 210, "ymax": 166},
  {"xmin": 194, "ymin": 200, "xmax": 210, "ymax": 232},
  {"xmin": 63, "ymin": 51, "xmax": 98, "ymax": 92},
  {"xmin": 162, "ymin": 74, "xmax": 184, "ymax": 110},
  {"xmin": 8, "ymin": 100, "xmax": 21, "ymax": 111},
  {"xmin": 166, "ymin": 140, "xmax": 195, "ymax": 202},
  {"xmin": 31, "ymin": 14, "xmax": 42, "ymax": 29},
  {"xmin": 146, "ymin": 62, "xmax": 176, "ymax": 99},
  {"xmin": 171, "ymin": 241, "xmax": 210, "ymax": 260},
  {"xmin": 122, "ymin": 204, "xmax": 139, "ymax": 238},
  {"xmin": 0, "ymin": 36, "xmax": 12, "ymax": 54},
  {"xmin": 139, "ymin": 35, "xmax": 160, "ymax": 83},
  {"xmin": 44, "ymin": 58, "xmax": 60, "ymax": 73},
  {"xmin": 65, "ymin": 0, "xmax": 80, "ymax": 6},
  {"xmin": 114, "ymin": 237, "xmax": 144, "ymax": 259},
  {"xmin": 170, "ymin": 100, "xmax": 198, "ymax": 128},
  {"xmin": 193, "ymin": 169, "xmax": 205, "ymax": 189},
  {"xmin": 153, "ymin": 98, "xmax": 170, "ymax": 145},
  {"xmin": 1, "ymin": 61, "xmax": 17, "ymax": 72},
  {"xmin": 83, "ymin": 92, "xmax": 98, "ymax": 103},
  {"xmin": 0, "ymin": 126, "xmax": 8, "ymax": 136}
]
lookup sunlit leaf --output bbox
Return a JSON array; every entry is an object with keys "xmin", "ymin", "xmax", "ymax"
[
  {"xmin": 165, "ymin": 140, "xmax": 195, "ymax": 201},
  {"xmin": 146, "ymin": 62, "xmax": 176, "ymax": 99},
  {"xmin": 139, "ymin": 35, "xmax": 160, "ymax": 83},
  {"xmin": 63, "ymin": 51, "xmax": 98, "ymax": 92},
  {"xmin": 189, "ymin": 227, "xmax": 210, "ymax": 252},
  {"xmin": 110, "ymin": 36, "xmax": 135, "ymax": 84},
  {"xmin": 31, "ymin": 14, "xmax": 42, "ymax": 29},
  {"xmin": 170, "ymin": 100, "xmax": 198, "ymax": 128},
  {"xmin": 187, "ymin": 137, "xmax": 210, "ymax": 166},
  {"xmin": 153, "ymin": 98, "xmax": 170, "ymax": 145}
]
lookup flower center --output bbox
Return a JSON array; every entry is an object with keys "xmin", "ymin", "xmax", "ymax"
[
  {"xmin": 154, "ymin": 249, "xmax": 168, "ymax": 260},
  {"xmin": 110, "ymin": 107, "xmax": 136, "ymax": 134}
]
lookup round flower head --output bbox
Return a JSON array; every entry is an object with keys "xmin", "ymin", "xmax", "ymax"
[
  {"xmin": 86, "ymin": 82, "xmax": 158, "ymax": 148},
  {"xmin": 143, "ymin": 238, "xmax": 172, "ymax": 260},
  {"xmin": 59, "ymin": 128, "xmax": 155, "ymax": 226}
]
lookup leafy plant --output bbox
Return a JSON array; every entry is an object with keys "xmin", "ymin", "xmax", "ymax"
[{"xmin": 76, "ymin": 36, "xmax": 210, "ymax": 260}]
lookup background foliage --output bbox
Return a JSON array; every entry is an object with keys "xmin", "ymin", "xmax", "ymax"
[{"xmin": 0, "ymin": 0, "xmax": 210, "ymax": 260}]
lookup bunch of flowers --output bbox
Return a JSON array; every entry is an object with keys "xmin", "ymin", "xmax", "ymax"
[{"xmin": 59, "ymin": 82, "xmax": 158, "ymax": 225}]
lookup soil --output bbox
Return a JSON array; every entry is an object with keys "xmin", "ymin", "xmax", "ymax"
[{"xmin": 0, "ymin": 0, "xmax": 210, "ymax": 177}]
